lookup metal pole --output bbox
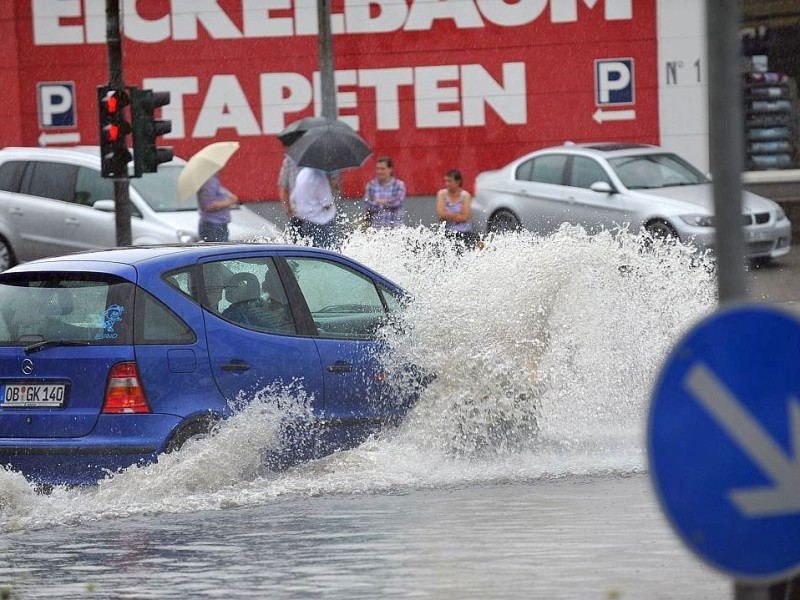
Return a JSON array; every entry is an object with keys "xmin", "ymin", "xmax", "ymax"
[
  {"xmin": 317, "ymin": 0, "xmax": 337, "ymax": 119},
  {"xmin": 105, "ymin": 0, "xmax": 132, "ymax": 246},
  {"xmin": 707, "ymin": 5, "xmax": 791, "ymax": 599},
  {"xmin": 706, "ymin": 0, "xmax": 746, "ymax": 305}
]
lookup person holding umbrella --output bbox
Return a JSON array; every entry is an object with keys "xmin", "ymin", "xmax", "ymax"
[
  {"xmin": 283, "ymin": 118, "xmax": 373, "ymax": 249},
  {"xmin": 177, "ymin": 141, "xmax": 241, "ymax": 242},
  {"xmin": 290, "ymin": 167, "xmax": 337, "ymax": 249},
  {"xmin": 197, "ymin": 170, "xmax": 239, "ymax": 242}
]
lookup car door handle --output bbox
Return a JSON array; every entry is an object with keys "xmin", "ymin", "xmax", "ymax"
[
  {"xmin": 326, "ymin": 361, "xmax": 353, "ymax": 373},
  {"xmin": 10, "ymin": 207, "xmax": 23, "ymax": 216},
  {"xmin": 64, "ymin": 217, "xmax": 80, "ymax": 226},
  {"xmin": 221, "ymin": 360, "xmax": 250, "ymax": 372}
]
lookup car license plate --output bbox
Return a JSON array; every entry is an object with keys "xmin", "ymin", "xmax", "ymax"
[
  {"xmin": 1, "ymin": 383, "xmax": 67, "ymax": 408},
  {"xmin": 745, "ymin": 230, "xmax": 770, "ymax": 242}
]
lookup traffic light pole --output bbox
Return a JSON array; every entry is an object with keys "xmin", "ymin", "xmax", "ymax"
[{"xmin": 104, "ymin": 0, "xmax": 132, "ymax": 247}]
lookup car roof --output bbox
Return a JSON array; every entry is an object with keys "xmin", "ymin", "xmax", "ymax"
[{"xmin": 538, "ymin": 142, "xmax": 666, "ymax": 159}]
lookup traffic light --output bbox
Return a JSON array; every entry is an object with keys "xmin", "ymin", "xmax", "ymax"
[
  {"xmin": 131, "ymin": 88, "xmax": 173, "ymax": 175},
  {"xmin": 97, "ymin": 86, "xmax": 132, "ymax": 178}
]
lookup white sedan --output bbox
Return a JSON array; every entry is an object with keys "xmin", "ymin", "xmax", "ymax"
[{"xmin": 471, "ymin": 142, "xmax": 792, "ymax": 261}]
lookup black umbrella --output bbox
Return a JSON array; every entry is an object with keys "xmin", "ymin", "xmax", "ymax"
[
  {"xmin": 276, "ymin": 116, "xmax": 353, "ymax": 146},
  {"xmin": 287, "ymin": 124, "xmax": 372, "ymax": 173}
]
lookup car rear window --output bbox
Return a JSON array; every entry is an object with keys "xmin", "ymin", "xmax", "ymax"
[{"xmin": 0, "ymin": 273, "xmax": 194, "ymax": 346}]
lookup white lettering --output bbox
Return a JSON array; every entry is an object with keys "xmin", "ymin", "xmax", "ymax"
[
  {"xmin": 294, "ymin": 0, "xmax": 319, "ymax": 35},
  {"xmin": 344, "ymin": 0, "xmax": 407, "ymax": 34},
  {"xmin": 33, "ymin": 0, "xmax": 83, "ymax": 45},
  {"xmin": 405, "ymin": 0, "xmax": 484, "ymax": 31},
  {"xmin": 243, "ymin": 0, "xmax": 294, "ymax": 37},
  {"xmin": 143, "ymin": 77, "xmax": 198, "ymax": 138},
  {"xmin": 171, "ymin": 0, "xmax": 242, "ymax": 41},
  {"xmin": 476, "ymin": 0, "xmax": 547, "ymax": 27},
  {"xmin": 85, "ymin": 0, "xmax": 106, "ymax": 43},
  {"xmin": 193, "ymin": 75, "xmax": 261, "ymax": 137},
  {"xmin": 461, "ymin": 62, "xmax": 527, "ymax": 126},
  {"xmin": 551, "ymin": 0, "xmax": 632, "ymax": 23},
  {"xmin": 359, "ymin": 68, "xmax": 414, "ymax": 130},
  {"xmin": 415, "ymin": 65, "xmax": 461, "ymax": 128},
  {"xmin": 125, "ymin": 0, "xmax": 171, "ymax": 43},
  {"xmin": 31, "ymin": 0, "xmax": 635, "ymax": 45},
  {"xmin": 260, "ymin": 73, "xmax": 313, "ymax": 133}
]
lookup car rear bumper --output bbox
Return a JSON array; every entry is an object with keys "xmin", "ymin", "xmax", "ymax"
[{"xmin": 0, "ymin": 413, "xmax": 182, "ymax": 486}]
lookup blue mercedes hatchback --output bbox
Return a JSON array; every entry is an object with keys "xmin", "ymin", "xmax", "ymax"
[{"xmin": 0, "ymin": 244, "xmax": 418, "ymax": 486}]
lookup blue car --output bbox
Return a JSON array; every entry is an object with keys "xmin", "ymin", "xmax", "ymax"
[{"xmin": 0, "ymin": 244, "xmax": 418, "ymax": 486}]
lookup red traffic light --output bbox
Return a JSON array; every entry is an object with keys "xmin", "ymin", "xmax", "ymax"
[{"xmin": 106, "ymin": 95, "xmax": 118, "ymax": 113}]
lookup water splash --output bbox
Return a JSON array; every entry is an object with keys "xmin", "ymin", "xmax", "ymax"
[{"xmin": 0, "ymin": 226, "xmax": 715, "ymax": 529}]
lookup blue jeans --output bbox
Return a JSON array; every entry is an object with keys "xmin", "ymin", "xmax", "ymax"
[
  {"xmin": 200, "ymin": 221, "xmax": 229, "ymax": 242},
  {"xmin": 298, "ymin": 219, "xmax": 336, "ymax": 249}
]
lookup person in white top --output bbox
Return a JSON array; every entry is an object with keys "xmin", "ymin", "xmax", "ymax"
[{"xmin": 289, "ymin": 167, "xmax": 337, "ymax": 248}]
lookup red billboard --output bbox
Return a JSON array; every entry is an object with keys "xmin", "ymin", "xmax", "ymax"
[{"xmin": 3, "ymin": 0, "xmax": 657, "ymax": 200}]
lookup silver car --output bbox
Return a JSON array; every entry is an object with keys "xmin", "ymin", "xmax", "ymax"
[
  {"xmin": 471, "ymin": 142, "xmax": 792, "ymax": 260},
  {"xmin": 0, "ymin": 146, "xmax": 280, "ymax": 271}
]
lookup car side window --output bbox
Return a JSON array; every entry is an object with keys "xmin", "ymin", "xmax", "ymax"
[
  {"xmin": 515, "ymin": 159, "xmax": 534, "ymax": 181},
  {"xmin": 75, "ymin": 167, "xmax": 114, "ymax": 207},
  {"xmin": 569, "ymin": 157, "xmax": 610, "ymax": 189},
  {"xmin": 21, "ymin": 161, "xmax": 77, "ymax": 202},
  {"xmin": 198, "ymin": 258, "xmax": 297, "ymax": 335},
  {"xmin": 134, "ymin": 287, "xmax": 195, "ymax": 344},
  {"xmin": 529, "ymin": 155, "xmax": 567, "ymax": 185},
  {"xmin": 288, "ymin": 257, "xmax": 388, "ymax": 340},
  {"xmin": 0, "ymin": 160, "xmax": 26, "ymax": 193}
]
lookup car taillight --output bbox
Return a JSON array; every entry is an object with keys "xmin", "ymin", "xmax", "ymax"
[{"xmin": 102, "ymin": 362, "xmax": 151, "ymax": 414}]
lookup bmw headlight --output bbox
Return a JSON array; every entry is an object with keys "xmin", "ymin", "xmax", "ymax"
[
  {"xmin": 776, "ymin": 206, "xmax": 788, "ymax": 221},
  {"xmin": 176, "ymin": 230, "xmax": 199, "ymax": 243},
  {"xmin": 679, "ymin": 214, "xmax": 715, "ymax": 227}
]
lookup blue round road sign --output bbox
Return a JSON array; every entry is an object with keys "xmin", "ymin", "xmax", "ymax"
[{"xmin": 649, "ymin": 303, "xmax": 800, "ymax": 582}]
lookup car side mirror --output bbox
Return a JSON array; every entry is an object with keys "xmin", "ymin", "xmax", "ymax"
[
  {"xmin": 590, "ymin": 181, "xmax": 614, "ymax": 194},
  {"xmin": 93, "ymin": 199, "xmax": 116, "ymax": 212}
]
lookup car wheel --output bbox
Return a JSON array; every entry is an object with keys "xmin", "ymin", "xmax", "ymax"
[
  {"xmin": 164, "ymin": 416, "xmax": 219, "ymax": 454},
  {"xmin": 645, "ymin": 220, "xmax": 678, "ymax": 241},
  {"xmin": 488, "ymin": 210, "xmax": 521, "ymax": 234},
  {"xmin": 0, "ymin": 237, "xmax": 16, "ymax": 272}
]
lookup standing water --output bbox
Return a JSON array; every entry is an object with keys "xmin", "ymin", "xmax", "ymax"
[{"xmin": 0, "ymin": 226, "xmax": 729, "ymax": 598}]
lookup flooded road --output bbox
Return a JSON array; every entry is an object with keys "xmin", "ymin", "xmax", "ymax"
[{"xmin": 0, "ymin": 223, "xmax": 785, "ymax": 598}]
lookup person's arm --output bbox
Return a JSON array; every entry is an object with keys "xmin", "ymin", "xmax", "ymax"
[
  {"xmin": 453, "ymin": 192, "xmax": 471, "ymax": 223},
  {"xmin": 278, "ymin": 186, "xmax": 293, "ymax": 218},
  {"xmin": 385, "ymin": 180, "xmax": 406, "ymax": 209},
  {"xmin": 210, "ymin": 187, "xmax": 238, "ymax": 211},
  {"xmin": 435, "ymin": 190, "xmax": 449, "ymax": 221}
]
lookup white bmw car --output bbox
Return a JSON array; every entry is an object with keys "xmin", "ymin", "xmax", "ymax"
[{"xmin": 471, "ymin": 142, "xmax": 792, "ymax": 261}]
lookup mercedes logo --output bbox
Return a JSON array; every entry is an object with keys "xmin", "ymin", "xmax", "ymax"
[{"xmin": 21, "ymin": 358, "xmax": 34, "ymax": 375}]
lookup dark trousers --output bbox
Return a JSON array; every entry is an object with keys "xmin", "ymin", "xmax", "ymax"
[{"xmin": 199, "ymin": 222, "xmax": 229, "ymax": 242}]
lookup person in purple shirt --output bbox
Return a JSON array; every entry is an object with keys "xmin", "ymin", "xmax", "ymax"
[
  {"xmin": 363, "ymin": 156, "xmax": 406, "ymax": 229},
  {"xmin": 197, "ymin": 172, "xmax": 239, "ymax": 242}
]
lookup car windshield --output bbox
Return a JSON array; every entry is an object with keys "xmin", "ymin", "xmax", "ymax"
[
  {"xmin": 131, "ymin": 164, "xmax": 198, "ymax": 212},
  {"xmin": 608, "ymin": 153, "xmax": 710, "ymax": 190}
]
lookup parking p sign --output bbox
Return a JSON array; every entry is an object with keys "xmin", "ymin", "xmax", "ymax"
[
  {"xmin": 649, "ymin": 303, "xmax": 800, "ymax": 582},
  {"xmin": 595, "ymin": 58, "xmax": 634, "ymax": 105},
  {"xmin": 38, "ymin": 82, "xmax": 76, "ymax": 128}
]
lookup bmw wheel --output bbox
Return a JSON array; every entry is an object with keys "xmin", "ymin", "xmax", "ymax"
[
  {"xmin": 488, "ymin": 210, "xmax": 521, "ymax": 234},
  {"xmin": 0, "ymin": 237, "xmax": 16, "ymax": 272},
  {"xmin": 645, "ymin": 220, "xmax": 677, "ymax": 241}
]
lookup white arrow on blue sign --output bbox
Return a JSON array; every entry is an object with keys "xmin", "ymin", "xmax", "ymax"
[{"xmin": 648, "ymin": 303, "xmax": 800, "ymax": 582}]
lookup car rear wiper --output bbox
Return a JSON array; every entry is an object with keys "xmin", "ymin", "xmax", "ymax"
[{"xmin": 24, "ymin": 340, "xmax": 91, "ymax": 355}]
